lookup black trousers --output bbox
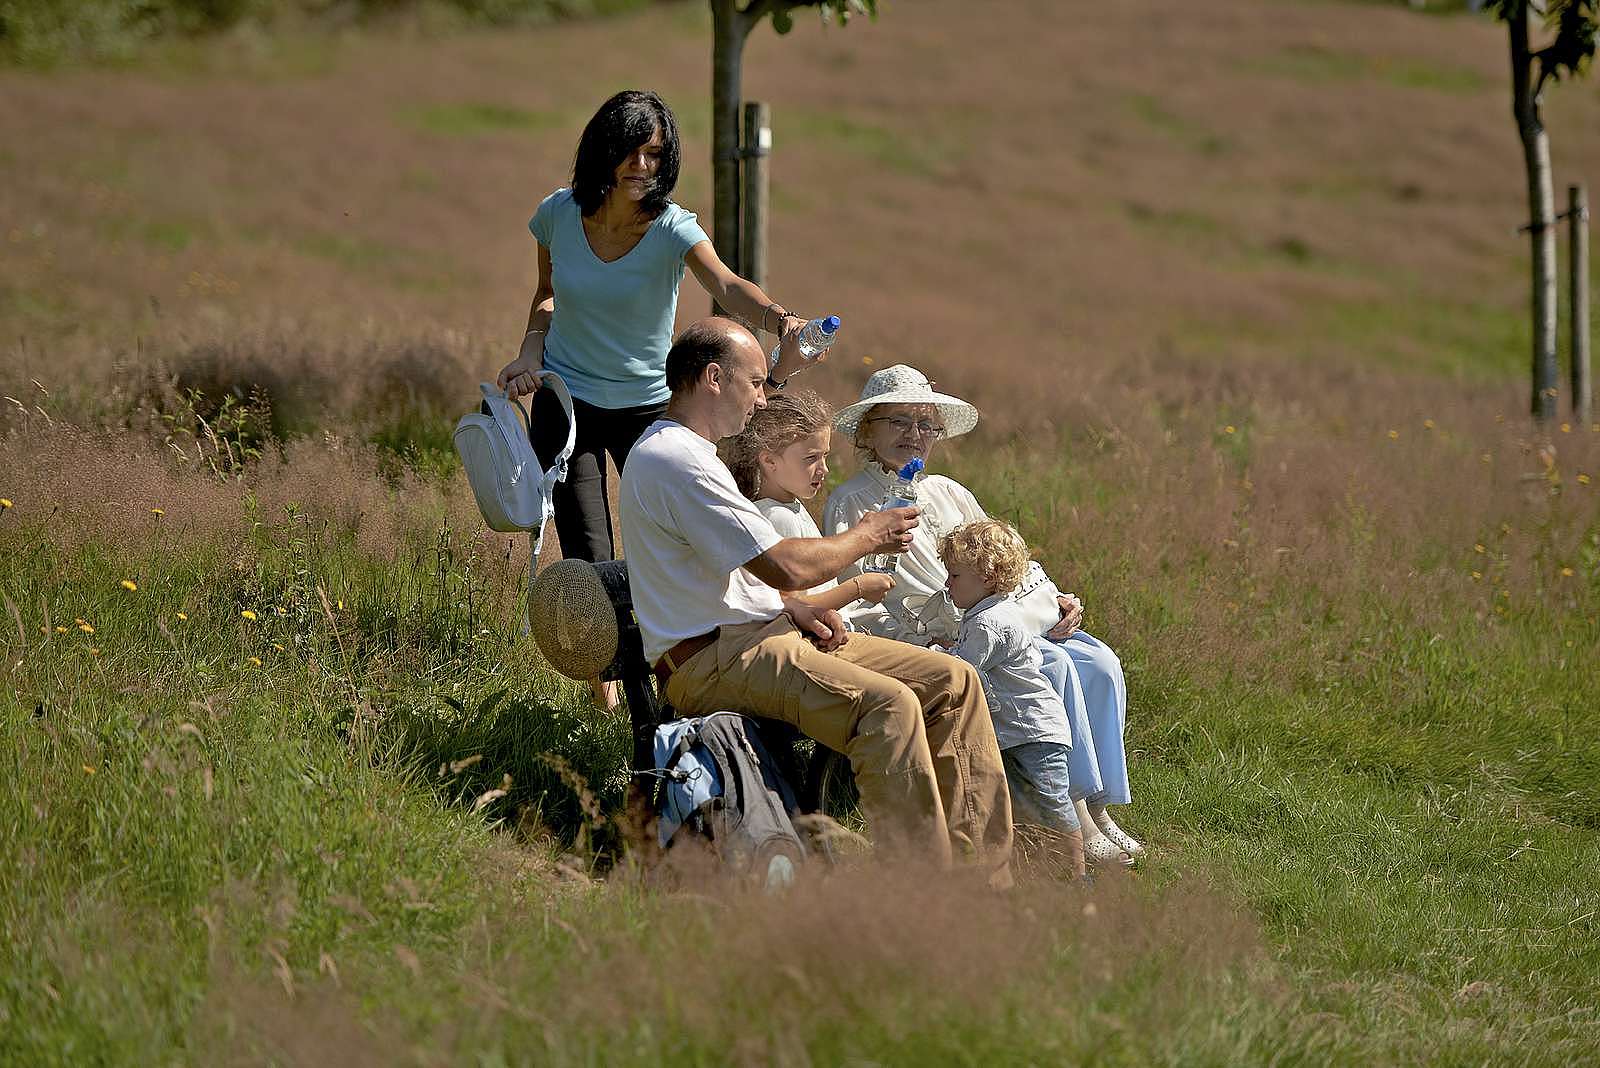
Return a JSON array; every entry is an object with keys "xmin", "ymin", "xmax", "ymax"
[{"xmin": 531, "ymin": 389, "xmax": 666, "ymax": 563}]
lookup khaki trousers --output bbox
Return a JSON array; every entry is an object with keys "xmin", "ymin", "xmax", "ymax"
[{"xmin": 664, "ymin": 617, "xmax": 1013, "ymax": 884}]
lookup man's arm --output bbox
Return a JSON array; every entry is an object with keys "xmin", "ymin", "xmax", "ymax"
[{"xmin": 744, "ymin": 507, "xmax": 917, "ymax": 592}]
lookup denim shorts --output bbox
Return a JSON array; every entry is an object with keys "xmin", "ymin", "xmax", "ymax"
[{"xmin": 1001, "ymin": 741, "xmax": 1081, "ymax": 833}]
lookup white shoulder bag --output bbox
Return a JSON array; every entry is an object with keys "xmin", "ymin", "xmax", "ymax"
[
  {"xmin": 453, "ymin": 375, "xmax": 575, "ymax": 544},
  {"xmin": 453, "ymin": 375, "xmax": 576, "ymax": 626}
]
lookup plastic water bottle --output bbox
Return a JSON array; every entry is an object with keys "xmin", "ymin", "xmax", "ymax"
[
  {"xmin": 861, "ymin": 457, "xmax": 923, "ymax": 574},
  {"xmin": 769, "ymin": 315, "xmax": 841, "ymax": 367}
]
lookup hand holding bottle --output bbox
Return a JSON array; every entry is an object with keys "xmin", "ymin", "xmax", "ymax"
[
  {"xmin": 855, "ymin": 505, "xmax": 919, "ymax": 557},
  {"xmin": 770, "ymin": 315, "xmax": 841, "ymax": 384}
]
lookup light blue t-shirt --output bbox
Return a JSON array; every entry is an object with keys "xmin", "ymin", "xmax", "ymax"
[{"xmin": 529, "ymin": 188, "xmax": 711, "ymax": 409}]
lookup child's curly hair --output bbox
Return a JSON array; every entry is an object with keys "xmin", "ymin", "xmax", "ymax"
[
  {"xmin": 938, "ymin": 519, "xmax": 1031, "ymax": 594},
  {"xmin": 721, "ymin": 389, "xmax": 833, "ymax": 499}
]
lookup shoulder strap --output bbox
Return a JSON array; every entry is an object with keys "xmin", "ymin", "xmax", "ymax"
[{"xmin": 534, "ymin": 371, "xmax": 577, "ymax": 488}]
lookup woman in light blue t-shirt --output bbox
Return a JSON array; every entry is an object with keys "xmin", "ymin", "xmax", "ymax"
[{"xmin": 496, "ymin": 90, "xmax": 819, "ymax": 708}]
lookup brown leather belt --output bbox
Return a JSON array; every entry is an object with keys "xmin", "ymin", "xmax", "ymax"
[{"xmin": 653, "ymin": 628, "xmax": 719, "ymax": 688}]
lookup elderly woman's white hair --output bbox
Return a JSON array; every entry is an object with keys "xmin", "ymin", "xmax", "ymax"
[{"xmin": 832, "ymin": 364, "xmax": 980, "ymax": 438}]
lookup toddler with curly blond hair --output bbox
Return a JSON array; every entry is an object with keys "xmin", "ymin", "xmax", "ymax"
[{"xmin": 939, "ymin": 519, "xmax": 1086, "ymax": 874}]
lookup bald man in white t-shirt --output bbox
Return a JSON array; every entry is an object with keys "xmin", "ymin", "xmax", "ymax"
[{"xmin": 619, "ymin": 318, "xmax": 1011, "ymax": 882}]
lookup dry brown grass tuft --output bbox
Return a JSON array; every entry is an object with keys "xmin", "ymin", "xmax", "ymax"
[
  {"xmin": 469, "ymin": 861, "xmax": 1270, "ymax": 1062},
  {"xmin": 0, "ymin": 411, "xmax": 495, "ymax": 565}
]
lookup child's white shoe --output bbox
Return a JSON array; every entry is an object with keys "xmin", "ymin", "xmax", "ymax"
[
  {"xmin": 1083, "ymin": 831, "xmax": 1135, "ymax": 868},
  {"xmin": 1090, "ymin": 805, "xmax": 1145, "ymax": 858}
]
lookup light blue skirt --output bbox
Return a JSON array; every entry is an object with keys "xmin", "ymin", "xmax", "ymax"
[{"xmin": 1036, "ymin": 630, "xmax": 1130, "ymax": 806}]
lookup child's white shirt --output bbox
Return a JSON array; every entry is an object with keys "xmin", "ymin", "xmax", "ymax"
[
  {"xmin": 753, "ymin": 498, "xmax": 840, "ymax": 596},
  {"xmin": 949, "ymin": 593, "xmax": 1074, "ymax": 750}
]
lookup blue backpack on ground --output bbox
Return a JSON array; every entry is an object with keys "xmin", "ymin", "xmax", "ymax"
[{"xmin": 653, "ymin": 712, "xmax": 805, "ymax": 887}]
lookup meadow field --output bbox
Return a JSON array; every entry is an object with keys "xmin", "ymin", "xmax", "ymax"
[{"xmin": 3, "ymin": 0, "xmax": 1599, "ymax": 1062}]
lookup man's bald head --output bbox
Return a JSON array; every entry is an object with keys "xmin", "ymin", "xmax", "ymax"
[{"xmin": 665, "ymin": 317, "xmax": 763, "ymax": 395}]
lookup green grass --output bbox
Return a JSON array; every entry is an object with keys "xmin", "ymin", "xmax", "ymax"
[
  {"xmin": 1238, "ymin": 43, "xmax": 1490, "ymax": 94},
  {"xmin": 1171, "ymin": 276, "xmax": 1532, "ymax": 378},
  {"xmin": 287, "ymin": 228, "xmax": 468, "ymax": 292},
  {"xmin": 2, "ymin": 417, "xmax": 1597, "ymax": 1062},
  {"xmin": 399, "ymin": 101, "xmax": 566, "ymax": 138},
  {"xmin": 97, "ymin": 213, "xmax": 208, "ymax": 253},
  {"xmin": 1125, "ymin": 92, "xmax": 1233, "ymax": 157},
  {"xmin": 0, "ymin": 0, "xmax": 652, "ymax": 67},
  {"xmin": 1122, "ymin": 199, "xmax": 1360, "ymax": 278},
  {"xmin": 784, "ymin": 108, "xmax": 971, "ymax": 178}
]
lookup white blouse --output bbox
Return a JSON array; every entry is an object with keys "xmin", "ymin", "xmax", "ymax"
[{"xmin": 823, "ymin": 465, "xmax": 987, "ymax": 643}]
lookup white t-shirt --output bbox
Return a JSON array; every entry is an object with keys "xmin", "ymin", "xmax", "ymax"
[
  {"xmin": 619, "ymin": 420, "xmax": 786, "ymax": 664},
  {"xmin": 752, "ymin": 498, "xmax": 839, "ymax": 596}
]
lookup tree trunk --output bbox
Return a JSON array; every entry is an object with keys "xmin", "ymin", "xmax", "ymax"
[
  {"xmin": 1509, "ymin": 2, "xmax": 1559, "ymax": 421},
  {"xmin": 710, "ymin": 0, "xmax": 750, "ymax": 295}
]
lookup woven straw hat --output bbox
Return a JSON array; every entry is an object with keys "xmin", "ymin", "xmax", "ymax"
[
  {"xmin": 528, "ymin": 559, "xmax": 619, "ymax": 681},
  {"xmin": 832, "ymin": 364, "xmax": 980, "ymax": 438}
]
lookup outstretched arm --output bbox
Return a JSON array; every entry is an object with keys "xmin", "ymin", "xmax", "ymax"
[
  {"xmin": 684, "ymin": 241, "xmax": 814, "ymax": 384},
  {"xmin": 785, "ymin": 572, "xmax": 896, "ymax": 614},
  {"xmin": 745, "ymin": 508, "xmax": 916, "ymax": 592}
]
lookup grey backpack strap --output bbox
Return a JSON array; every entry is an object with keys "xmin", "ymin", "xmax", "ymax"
[{"xmin": 692, "ymin": 715, "xmax": 803, "ymax": 875}]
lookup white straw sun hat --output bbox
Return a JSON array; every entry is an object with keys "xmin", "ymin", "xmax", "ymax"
[{"xmin": 832, "ymin": 364, "xmax": 980, "ymax": 439}]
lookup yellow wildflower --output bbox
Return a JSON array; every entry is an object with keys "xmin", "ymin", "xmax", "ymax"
[
  {"xmin": 1481, "ymin": 453, "xmax": 1492, "ymax": 464},
  {"xmin": 240, "ymin": 610, "xmax": 257, "ymax": 621},
  {"xmin": 1579, "ymin": 474, "xmax": 1592, "ymax": 485},
  {"xmin": 1423, "ymin": 419, "xmax": 1435, "ymax": 430},
  {"xmin": 176, "ymin": 612, "xmax": 188, "ymax": 621},
  {"xmin": 151, "ymin": 507, "xmax": 164, "ymax": 517},
  {"xmin": 120, "ymin": 580, "xmax": 138, "ymax": 592},
  {"xmin": 88, "ymin": 647, "xmax": 99, "ymax": 656},
  {"xmin": 1224, "ymin": 425, "xmax": 1236, "ymax": 435},
  {"xmin": 0, "ymin": 498, "xmax": 11, "ymax": 509},
  {"xmin": 1388, "ymin": 429, "xmax": 1399, "ymax": 440},
  {"xmin": 1470, "ymin": 571, "xmax": 1482, "ymax": 580},
  {"xmin": 83, "ymin": 765, "xmax": 96, "ymax": 775},
  {"xmin": 78, "ymin": 623, "xmax": 94, "ymax": 634},
  {"xmin": 272, "ymin": 642, "xmax": 285, "ymax": 651},
  {"xmin": 247, "ymin": 656, "xmax": 262, "ymax": 667},
  {"xmin": 1474, "ymin": 544, "xmax": 1485, "ymax": 554},
  {"xmin": 275, "ymin": 606, "xmax": 287, "ymax": 617},
  {"xmin": 862, "ymin": 356, "xmax": 874, "ymax": 365},
  {"xmin": 1499, "ymin": 589, "xmax": 1511, "ymax": 599},
  {"xmin": 337, "ymin": 599, "xmax": 345, "ymax": 611},
  {"xmin": 1561, "ymin": 567, "xmax": 1575, "ymax": 578},
  {"xmin": 54, "ymin": 625, "xmax": 67, "ymax": 633},
  {"xmin": 1561, "ymin": 423, "xmax": 1572, "ymax": 433}
]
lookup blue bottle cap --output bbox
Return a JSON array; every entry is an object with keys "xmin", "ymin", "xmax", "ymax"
[
  {"xmin": 820, "ymin": 315, "xmax": 841, "ymax": 334},
  {"xmin": 898, "ymin": 457, "xmax": 924, "ymax": 479}
]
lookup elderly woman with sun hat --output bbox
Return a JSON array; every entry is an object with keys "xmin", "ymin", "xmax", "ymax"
[{"xmin": 822, "ymin": 364, "xmax": 1144, "ymax": 867}]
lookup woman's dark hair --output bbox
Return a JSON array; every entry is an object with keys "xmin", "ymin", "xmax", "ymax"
[{"xmin": 570, "ymin": 90, "xmax": 681, "ymax": 217}]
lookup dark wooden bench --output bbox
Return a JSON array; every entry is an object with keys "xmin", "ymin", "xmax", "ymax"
[{"xmin": 587, "ymin": 560, "xmax": 856, "ymax": 825}]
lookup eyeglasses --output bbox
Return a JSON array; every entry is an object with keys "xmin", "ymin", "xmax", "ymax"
[{"xmin": 867, "ymin": 415, "xmax": 946, "ymax": 440}]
